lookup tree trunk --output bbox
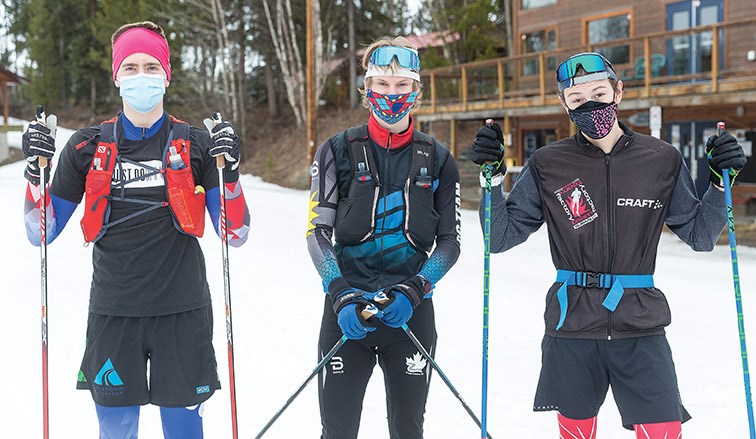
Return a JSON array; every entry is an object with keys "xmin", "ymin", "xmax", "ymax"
[
  {"xmin": 265, "ymin": 59, "xmax": 278, "ymax": 118},
  {"xmin": 348, "ymin": 0, "xmax": 357, "ymax": 108},
  {"xmin": 502, "ymin": 0, "xmax": 513, "ymax": 57},
  {"xmin": 238, "ymin": 34, "xmax": 247, "ymax": 143},
  {"xmin": 262, "ymin": 0, "xmax": 306, "ymax": 126}
]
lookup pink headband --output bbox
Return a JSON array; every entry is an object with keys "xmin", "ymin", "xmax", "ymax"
[{"xmin": 112, "ymin": 27, "xmax": 171, "ymax": 81}]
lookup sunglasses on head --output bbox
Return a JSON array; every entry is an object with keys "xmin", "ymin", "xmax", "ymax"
[
  {"xmin": 556, "ymin": 52, "xmax": 617, "ymax": 90},
  {"xmin": 369, "ymin": 46, "xmax": 421, "ymax": 71}
]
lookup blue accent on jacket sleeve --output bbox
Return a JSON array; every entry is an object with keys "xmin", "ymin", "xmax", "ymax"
[
  {"xmin": 418, "ymin": 239, "xmax": 458, "ymax": 285},
  {"xmin": 24, "ymin": 192, "xmax": 78, "ymax": 246},
  {"xmin": 418, "ymin": 154, "xmax": 461, "ymax": 287},
  {"xmin": 50, "ymin": 195, "xmax": 77, "ymax": 236},
  {"xmin": 306, "ymin": 141, "xmax": 345, "ymax": 291},
  {"xmin": 206, "ymin": 186, "xmax": 221, "ymax": 235}
]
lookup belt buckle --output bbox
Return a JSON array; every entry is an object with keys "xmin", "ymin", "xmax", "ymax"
[{"xmin": 585, "ymin": 272, "xmax": 602, "ymax": 288}]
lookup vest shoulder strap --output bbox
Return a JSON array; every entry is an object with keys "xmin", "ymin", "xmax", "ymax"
[
  {"xmin": 408, "ymin": 131, "xmax": 435, "ymax": 187},
  {"xmin": 94, "ymin": 119, "xmax": 118, "ymax": 172},
  {"xmin": 169, "ymin": 116, "xmax": 191, "ymax": 141},
  {"xmin": 345, "ymin": 124, "xmax": 378, "ymax": 183}
]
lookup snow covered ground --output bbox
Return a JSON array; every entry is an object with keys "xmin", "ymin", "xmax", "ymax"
[{"xmin": 2, "ymin": 122, "xmax": 755, "ymax": 438}]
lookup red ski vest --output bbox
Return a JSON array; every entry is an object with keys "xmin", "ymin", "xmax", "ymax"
[{"xmin": 80, "ymin": 115, "xmax": 206, "ymax": 243}]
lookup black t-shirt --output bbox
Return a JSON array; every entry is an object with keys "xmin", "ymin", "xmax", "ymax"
[{"xmin": 50, "ymin": 116, "xmax": 219, "ymax": 317}]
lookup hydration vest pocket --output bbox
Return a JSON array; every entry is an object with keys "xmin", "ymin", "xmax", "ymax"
[
  {"xmin": 334, "ymin": 177, "xmax": 378, "ymax": 245},
  {"xmin": 165, "ymin": 166, "xmax": 205, "ymax": 237},
  {"xmin": 81, "ymin": 168, "xmax": 113, "ymax": 243},
  {"xmin": 404, "ymin": 180, "xmax": 439, "ymax": 253}
]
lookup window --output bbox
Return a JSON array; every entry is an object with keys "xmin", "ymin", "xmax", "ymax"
[
  {"xmin": 524, "ymin": 129, "xmax": 557, "ymax": 159},
  {"xmin": 521, "ymin": 29, "xmax": 556, "ymax": 76},
  {"xmin": 585, "ymin": 12, "xmax": 632, "ymax": 65},
  {"xmin": 522, "ymin": 0, "xmax": 556, "ymax": 9}
]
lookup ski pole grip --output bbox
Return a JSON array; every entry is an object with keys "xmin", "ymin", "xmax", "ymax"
[
  {"xmin": 483, "ymin": 118, "xmax": 495, "ymax": 169},
  {"xmin": 36, "ymin": 106, "xmax": 49, "ymax": 168},
  {"xmin": 717, "ymin": 121, "xmax": 725, "ymax": 136},
  {"xmin": 203, "ymin": 112, "xmax": 225, "ymax": 169},
  {"xmin": 361, "ymin": 304, "xmax": 379, "ymax": 320}
]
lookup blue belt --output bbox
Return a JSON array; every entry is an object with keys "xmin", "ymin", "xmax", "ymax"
[{"xmin": 554, "ymin": 270, "xmax": 655, "ymax": 331}]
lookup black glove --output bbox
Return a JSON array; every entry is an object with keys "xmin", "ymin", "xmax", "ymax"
[
  {"xmin": 22, "ymin": 121, "xmax": 55, "ymax": 161},
  {"xmin": 706, "ymin": 132, "xmax": 747, "ymax": 188},
  {"xmin": 380, "ymin": 275, "xmax": 431, "ymax": 309},
  {"xmin": 209, "ymin": 121, "xmax": 241, "ymax": 180},
  {"xmin": 327, "ymin": 276, "xmax": 368, "ymax": 314},
  {"xmin": 24, "ymin": 160, "xmax": 50, "ymax": 185},
  {"xmin": 470, "ymin": 123, "xmax": 506, "ymax": 175}
]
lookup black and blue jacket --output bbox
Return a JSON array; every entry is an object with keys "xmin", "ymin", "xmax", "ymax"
[{"xmin": 307, "ymin": 115, "xmax": 461, "ymax": 297}]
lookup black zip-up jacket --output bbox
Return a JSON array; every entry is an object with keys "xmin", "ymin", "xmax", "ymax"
[{"xmin": 481, "ymin": 123, "xmax": 726, "ymax": 339}]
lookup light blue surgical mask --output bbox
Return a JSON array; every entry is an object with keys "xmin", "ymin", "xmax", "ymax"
[{"xmin": 118, "ymin": 73, "xmax": 166, "ymax": 113}]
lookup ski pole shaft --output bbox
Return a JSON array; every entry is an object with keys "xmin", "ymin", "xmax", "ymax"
[
  {"xmin": 205, "ymin": 112, "xmax": 239, "ymax": 438},
  {"xmin": 401, "ymin": 323, "xmax": 493, "ymax": 439},
  {"xmin": 255, "ymin": 306, "xmax": 379, "ymax": 438},
  {"xmin": 480, "ymin": 118, "xmax": 495, "ymax": 439},
  {"xmin": 719, "ymin": 122, "xmax": 756, "ymax": 438},
  {"xmin": 255, "ymin": 336, "xmax": 346, "ymax": 438},
  {"xmin": 36, "ymin": 105, "xmax": 49, "ymax": 439}
]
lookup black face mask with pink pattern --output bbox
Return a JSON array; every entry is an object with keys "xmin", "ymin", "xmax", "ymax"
[{"xmin": 567, "ymin": 100, "xmax": 618, "ymax": 139}]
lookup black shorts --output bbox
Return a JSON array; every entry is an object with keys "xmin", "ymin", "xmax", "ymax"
[
  {"xmin": 318, "ymin": 296, "xmax": 437, "ymax": 439},
  {"xmin": 533, "ymin": 335, "xmax": 691, "ymax": 429},
  {"xmin": 76, "ymin": 306, "xmax": 221, "ymax": 407}
]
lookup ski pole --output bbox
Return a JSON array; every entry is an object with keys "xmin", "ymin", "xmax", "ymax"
[
  {"xmin": 255, "ymin": 305, "xmax": 380, "ymax": 438},
  {"xmin": 401, "ymin": 323, "xmax": 494, "ymax": 439},
  {"xmin": 36, "ymin": 105, "xmax": 56, "ymax": 439},
  {"xmin": 480, "ymin": 118, "xmax": 495, "ymax": 439},
  {"xmin": 204, "ymin": 112, "xmax": 239, "ymax": 439},
  {"xmin": 718, "ymin": 122, "xmax": 756, "ymax": 438}
]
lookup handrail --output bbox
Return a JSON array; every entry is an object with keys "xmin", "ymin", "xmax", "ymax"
[
  {"xmin": 420, "ymin": 17, "xmax": 756, "ymax": 77},
  {"xmin": 418, "ymin": 18, "xmax": 756, "ymax": 114}
]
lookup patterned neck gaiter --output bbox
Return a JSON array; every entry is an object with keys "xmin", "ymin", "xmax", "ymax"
[
  {"xmin": 567, "ymin": 101, "xmax": 618, "ymax": 139},
  {"xmin": 366, "ymin": 89, "xmax": 417, "ymax": 125}
]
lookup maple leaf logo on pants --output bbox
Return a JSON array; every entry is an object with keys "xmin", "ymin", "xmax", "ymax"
[{"xmin": 405, "ymin": 352, "xmax": 427, "ymax": 375}]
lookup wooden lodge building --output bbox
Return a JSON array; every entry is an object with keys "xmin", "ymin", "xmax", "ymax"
[{"xmin": 413, "ymin": 0, "xmax": 756, "ymax": 210}]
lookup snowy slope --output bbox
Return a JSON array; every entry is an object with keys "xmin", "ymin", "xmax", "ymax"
[{"xmin": 2, "ymin": 124, "xmax": 755, "ymax": 438}]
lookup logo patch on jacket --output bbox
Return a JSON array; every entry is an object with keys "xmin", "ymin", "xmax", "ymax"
[
  {"xmin": 554, "ymin": 178, "xmax": 598, "ymax": 229},
  {"xmin": 617, "ymin": 198, "xmax": 663, "ymax": 209}
]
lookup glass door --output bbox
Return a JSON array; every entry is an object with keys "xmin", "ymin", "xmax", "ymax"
[{"xmin": 665, "ymin": 0, "xmax": 723, "ymax": 78}]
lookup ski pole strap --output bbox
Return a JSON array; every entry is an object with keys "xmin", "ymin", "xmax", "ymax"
[{"xmin": 554, "ymin": 270, "xmax": 655, "ymax": 330}]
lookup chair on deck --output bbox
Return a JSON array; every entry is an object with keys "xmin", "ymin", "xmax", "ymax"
[{"xmin": 621, "ymin": 54, "xmax": 667, "ymax": 80}]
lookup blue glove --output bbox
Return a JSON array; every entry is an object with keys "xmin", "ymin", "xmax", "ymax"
[
  {"xmin": 378, "ymin": 291, "xmax": 414, "ymax": 328},
  {"xmin": 337, "ymin": 303, "xmax": 382, "ymax": 339},
  {"xmin": 375, "ymin": 275, "xmax": 431, "ymax": 328}
]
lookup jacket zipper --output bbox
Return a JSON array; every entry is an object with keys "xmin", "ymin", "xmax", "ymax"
[
  {"xmin": 378, "ymin": 133, "xmax": 392, "ymax": 287},
  {"xmin": 605, "ymin": 154, "xmax": 614, "ymax": 340}
]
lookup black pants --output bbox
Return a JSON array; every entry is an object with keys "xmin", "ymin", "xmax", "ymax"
[{"xmin": 318, "ymin": 296, "xmax": 437, "ymax": 439}]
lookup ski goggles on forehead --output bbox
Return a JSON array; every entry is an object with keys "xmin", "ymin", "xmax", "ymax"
[
  {"xmin": 369, "ymin": 46, "xmax": 420, "ymax": 71},
  {"xmin": 556, "ymin": 52, "xmax": 617, "ymax": 91}
]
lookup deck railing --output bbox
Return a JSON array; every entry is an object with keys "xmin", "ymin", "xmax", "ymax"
[{"xmin": 417, "ymin": 17, "xmax": 756, "ymax": 115}]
